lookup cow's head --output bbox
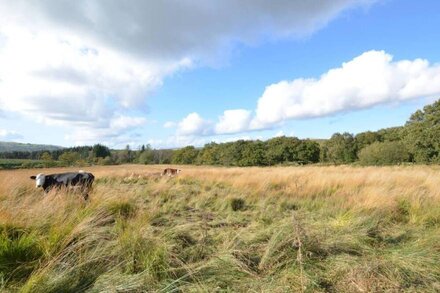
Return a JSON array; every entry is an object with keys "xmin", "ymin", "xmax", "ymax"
[
  {"xmin": 177, "ymin": 169, "xmax": 181, "ymax": 174},
  {"xmin": 30, "ymin": 173, "xmax": 45, "ymax": 188}
]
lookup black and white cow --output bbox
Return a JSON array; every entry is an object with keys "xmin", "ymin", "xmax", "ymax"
[{"xmin": 30, "ymin": 170, "xmax": 95, "ymax": 200}]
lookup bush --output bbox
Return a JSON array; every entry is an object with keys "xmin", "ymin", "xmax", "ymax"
[
  {"xmin": 138, "ymin": 150, "xmax": 154, "ymax": 164},
  {"xmin": 172, "ymin": 146, "xmax": 199, "ymax": 164},
  {"xmin": 322, "ymin": 132, "xmax": 357, "ymax": 164},
  {"xmin": 96, "ymin": 156, "xmax": 114, "ymax": 166},
  {"xmin": 230, "ymin": 198, "xmax": 245, "ymax": 211},
  {"xmin": 358, "ymin": 141, "xmax": 410, "ymax": 166}
]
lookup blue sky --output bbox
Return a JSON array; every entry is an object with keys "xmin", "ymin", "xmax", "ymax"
[{"xmin": 0, "ymin": 0, "xmax": 439, "ymax": 148}]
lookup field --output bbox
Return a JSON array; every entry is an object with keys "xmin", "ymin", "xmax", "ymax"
[
  {"xmin": 0, "ymin": 159, "xmax": 46, "ymax": 170},
  {"xmin": 1, "ymin": 165, "xmax": 440, "ymax": 292}
]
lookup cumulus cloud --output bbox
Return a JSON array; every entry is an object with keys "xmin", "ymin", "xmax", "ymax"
[
  {"xmin": 0, "ymin": 129, "xmax": 23, "ymax": 141},
  {"xmin": 253, "ymin": 50, "xmax": 440, "ymax": 127},
  {"xmin": 0, "ymin": 23, "xmax": 190, "ymax": 128},
  {"xmin": 215, "ymin": 109, "xmax": 252, "ymax": 134},
  {"xmin": 177, "ymin": 113, "xmax": 212, "ymax": 136},
  {"xmin": 0, "ymin": 0, "xmax": 373, "ymax": 144},
  {"xmin": 175, "ymin": 109, "xmax": 252, "ymax": 136},
  {"xmin": 65, "ymin": 115, "xmax": 147, "ymax": 146},
  {"xmin": 174, "ymin": 50, "xmax": 440, "ymax": 139}
]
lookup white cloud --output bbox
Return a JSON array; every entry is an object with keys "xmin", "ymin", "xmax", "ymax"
[
  {"xmin": 175, "ymin": 50, "xmax": 440, "ymax": 139},
  {"xmin": 177, "ymin": 113, "xmax": 212, "ymax": 136},
  {"xmin": 0, "ymin": 24, "xmax": 190, "ymax": 126},
  {"xmin": 253, "ymin": 50, "xmax": 440, "ymax": 127},
  {"xmin": 65, "ymin": 115, "xmax": 147, "ymax": 146},
  {"xmin": 109, "ymin": 116, "xmax": 147, "ymax": 130},
  {"xmin": 0, "ymin": 129, "xmax": 23, "ymax": 141},
  {"xmin": 175, "ymin": 109, "xmax": 252, "ymax": 137},
  {"xmin": 163, "ymin": 121, "xmax": 177, "ymax": 128},
  {"xmin": 274, "ymin": 130, "xmax": 285, "ymax": 137},
  {"xmin": 215, "ymin": 109, "xmax": 252, "ymax": 134}
]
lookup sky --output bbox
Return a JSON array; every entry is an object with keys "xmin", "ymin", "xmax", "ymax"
[{"xmin": 0, "ymin": 0, "xmax": 439, "ymax": 149}]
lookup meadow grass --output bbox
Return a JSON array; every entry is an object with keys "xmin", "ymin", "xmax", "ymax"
[{"xmin": 0, "ymin": 165, "xmax": 440, "ymax": 292}]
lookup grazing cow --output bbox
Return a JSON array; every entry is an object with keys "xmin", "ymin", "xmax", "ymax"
[
  {"xmin": 162, "ymin": 168, "xmax": 181, "ymax": 177},
  {"xmin": 30, "ymin": 171, "xmax": 95, "ymax": 200}
]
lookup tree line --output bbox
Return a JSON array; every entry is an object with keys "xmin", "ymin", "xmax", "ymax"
[
  {"xmin": 172, "ymin": 99, "xmax": 440, "ymax": 166},
  {"xmin": 1, "ymin": 100, "xmax": 440, "ymax": 167},
  {"xmin": 0, "ymin": 144, "xmax": 173, "ymax": 167}
]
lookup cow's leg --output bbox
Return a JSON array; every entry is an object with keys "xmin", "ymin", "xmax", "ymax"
[
  {"xmin": 79, "ymin": 185, "xmax": 90, "ymax": 201},
  {"xmin": 43, "ymin": 186, "xmax": 52, "ymax": 195}
]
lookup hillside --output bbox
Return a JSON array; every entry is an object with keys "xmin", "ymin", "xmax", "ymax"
[
  {"xmin": 0, "ymin": 165, "xmax": 439, "ymax": 292},
  {"xmin": 0, "ymin": 141, "xmax": 63, "ymax": 153}
]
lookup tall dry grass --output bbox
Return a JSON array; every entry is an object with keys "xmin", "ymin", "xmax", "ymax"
[{"xmin": 0, "ymin": 165, "xmax": 440, "ymax": 292}]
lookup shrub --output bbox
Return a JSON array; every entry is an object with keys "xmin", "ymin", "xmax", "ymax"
[
  {"xmin": 230, "ymin": 198, "xmax": 245, "ymax": 211},
  {"xmin": 358, "ymin": 141, "xmax": 410, "ymax": 165},
  {"xmin": 96, "ymin": 156, "xmax": 114, "ymax": 166}
]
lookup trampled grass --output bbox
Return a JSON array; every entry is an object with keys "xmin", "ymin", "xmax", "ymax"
[{"xmin": 0, "ymin": 165, "xmax": 440, "ymax": 292}]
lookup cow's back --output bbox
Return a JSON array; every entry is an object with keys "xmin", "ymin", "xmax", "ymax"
[{"xmin": 50, "ymin": 172, "xmax": 94, "ymax": 186}]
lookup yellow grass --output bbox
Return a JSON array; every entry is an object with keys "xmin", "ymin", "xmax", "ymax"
[
  {"xmin": 3, "ymin": 164, "xmax": 438, "ymax": 212},
  {"xmin": 1, "ymin": 164, "xmax": 440, "ymax": 292}
]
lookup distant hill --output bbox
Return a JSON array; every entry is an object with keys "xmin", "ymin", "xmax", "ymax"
[{"xmin": 0, "ymin": 141, "xmax": 63, "ymax": 153}]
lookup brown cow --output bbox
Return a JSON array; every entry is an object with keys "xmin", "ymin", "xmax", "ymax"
[{"xmin": 162, "ymin": 168, "xmax": 181, "ymax": 177}]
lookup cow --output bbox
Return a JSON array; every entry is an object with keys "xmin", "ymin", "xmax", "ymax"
[
  {"xmin": 30, "ymin": 171, "xmax": 95, "ymax": 200},
  {"xmin": 162, "ymin": 168, "xmax": 181, "ymax": 177}
]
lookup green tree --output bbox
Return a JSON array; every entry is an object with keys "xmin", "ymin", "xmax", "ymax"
[
  {"xmin": 92, "ymin": 144, "xmax": 111, "ymax": 159},
  {"xmin": 172, "ymin": 146, "xmax": 199, "ymax": 164},
  {"xmin": 377, "ymin": 126, "xmax": 404, "ymax": 142},
  {"xmin": 97, "ymin": 156, "xmax": 114, "ymax": 165},
  {"xmin": 404, "ymin": 99, "xmax": 440, "ymax": 163},
  {"xmin": 138, "ymin": 145, "xmax": 154, "ymax": 164},
  {"xmin": 153, "ymin": 149, "xmax": 173, "ymax": 164},
  {"xmin": 59, "ymin": 151, "xmax": 80, "ymax": 166},
  {"xmin": 215, "ymin": 142, "xmax": 242, "ymax": 166},
  {"xmin": 114, "ymin": 145, "xmax": 134, "ymax": 164},
  {"xmin": 355, "ymin": 131, "xmax": 382, "ymax": 152},
  {"xmin": 322, "ymin": 132, "xmax": 357, "ymax": 164},
  {"xmin": 196, "ymin": 142, "xmax": 219, "ymax": 165},
  {"xmin": 265, "ymin": 136, "xmax": 299, "ymax": 165},
  {"xmin": 295, "ymin": 140, "xmax": 320, "ymax": 164},
  {"xmin": 40, "ymin": 152, "xmax": 53, "ymax": 161},
  {"xmin": 238, "ymin": 141, "xmax": 267, "ymax": 166},
  {"xmin": 358, "ymin": 141, "xmax": 410, "ymax": 165}
]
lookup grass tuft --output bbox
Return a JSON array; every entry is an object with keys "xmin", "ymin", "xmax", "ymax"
[{"xmin": 230, "ymin": 197, "xmax": 246, "ymax": 211}]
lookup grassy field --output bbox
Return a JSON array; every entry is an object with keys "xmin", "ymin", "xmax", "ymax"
[{"xmin": 1, "ymin": 165, "xmax": 440, "ymax": 292}]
